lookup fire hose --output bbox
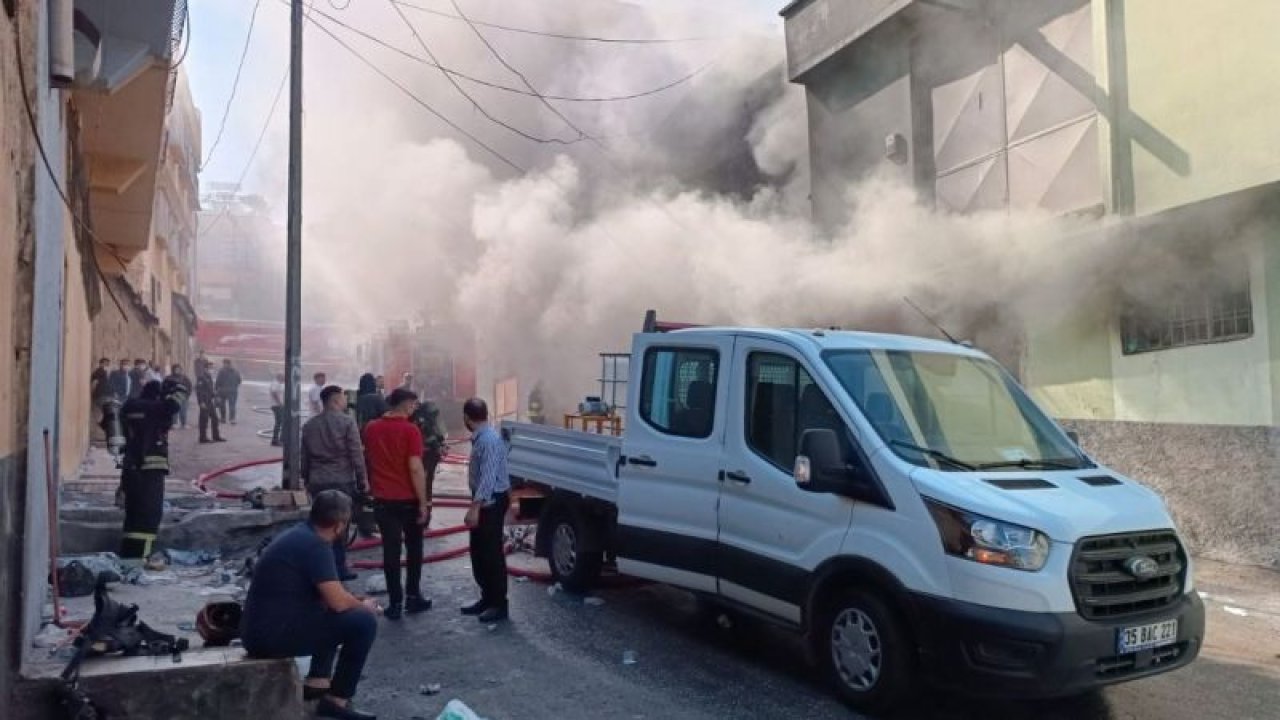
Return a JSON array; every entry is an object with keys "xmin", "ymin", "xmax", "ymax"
[{"xmin": 195, "ymin": 458, "xmax": 558, "ymax": 582}]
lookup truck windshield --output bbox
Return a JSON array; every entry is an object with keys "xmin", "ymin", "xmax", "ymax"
[{"xmin": 823, "ymin": 350, "xmax": 1090, "ymax": 471}]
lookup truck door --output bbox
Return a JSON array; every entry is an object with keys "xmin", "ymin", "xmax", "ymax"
[
  {"xmin": 716, "ymin": 340, "xmax": 856, "ymax": 624},
  {"xmin": 616, "ymin": 332, "xmax": 735, "ymax": 593}
]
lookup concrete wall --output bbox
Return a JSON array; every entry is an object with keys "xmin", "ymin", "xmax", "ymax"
[
  {"xmin": 1097, "ymin": 0, "xmax": 1280, "ymax": 217},
  {"xmin": 1067, "ymin": 419, "xmax": 1280, "ymax": 569},
  {"xmin": 92, "ymin": 265, "xmax": 162, "ymax": 368},
  {"xmin": 60, "ymin": 236, "xmax": 94, "ymax": 477}
]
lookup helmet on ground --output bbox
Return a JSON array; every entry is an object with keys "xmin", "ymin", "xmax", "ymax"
[{"xmin": 195, "ymin": 601, "xmax": 243, "ymax": 647}]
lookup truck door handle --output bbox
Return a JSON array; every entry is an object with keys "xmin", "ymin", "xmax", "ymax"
[
  {"xmin": 628, "ymin": 455, "xmax": 657, "ymax": 467},
  {"xmin": 725, "ymin": 470, "xmax": 751, "ymax": 484}
]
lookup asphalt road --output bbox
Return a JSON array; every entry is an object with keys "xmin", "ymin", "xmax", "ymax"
[{"xmin": 351, "ymin": 551, "xmax": 1280, "ymax": 720}]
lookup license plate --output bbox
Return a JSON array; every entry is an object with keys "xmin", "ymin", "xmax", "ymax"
[{"xmin": 1116, "ymin": 619, "xmax": 1178, "ymax": 654}]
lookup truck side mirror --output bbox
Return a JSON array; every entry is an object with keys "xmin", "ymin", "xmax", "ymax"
[{"xmin": 796, "ymin": 429, "xmax": 870, "ymax": 498}]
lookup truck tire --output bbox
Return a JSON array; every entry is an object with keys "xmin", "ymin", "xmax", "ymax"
[
  {"xmin": 816, "ymin": 588, "xmax": 913, "ymax": 714},
  {"xmin": 547, "ymin": 509, "xmax": 603, "ymax": 593}
]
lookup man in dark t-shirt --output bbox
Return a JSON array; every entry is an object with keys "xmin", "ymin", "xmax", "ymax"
[{"xmin": 242, "ymin": 491, "xmax": 380, "ymax": 720}]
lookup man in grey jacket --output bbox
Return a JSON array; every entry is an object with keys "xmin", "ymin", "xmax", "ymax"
[{"xmin": 301, "ymin": 385, "xmax": 367, "ymax": 581}]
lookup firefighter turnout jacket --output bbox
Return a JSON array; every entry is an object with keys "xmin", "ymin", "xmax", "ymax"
[{"xmin": 121, "ymin": 381, "xmax": 187, "ymax": 472}]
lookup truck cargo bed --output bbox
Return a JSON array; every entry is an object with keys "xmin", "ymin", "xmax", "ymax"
[{"xmin": 505, "ymin": 422, "xmax": 621, "ymax": 503}]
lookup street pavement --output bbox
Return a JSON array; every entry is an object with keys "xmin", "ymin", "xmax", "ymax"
[{"xmin": 145, "ymin": 383, "xmax": 1280, "ymax": 720}]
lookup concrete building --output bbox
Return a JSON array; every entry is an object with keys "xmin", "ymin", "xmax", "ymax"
[
  {"xmin": 0, "ymin": 0, "xmax": 188, "ymax": 701},
  {"xmin": 782, "ymin": 0, "xmax": 1280, "ymax": 566},
  {"xmin": 195, "ymin": 185, "xmax": 284, "ymax": 324}
]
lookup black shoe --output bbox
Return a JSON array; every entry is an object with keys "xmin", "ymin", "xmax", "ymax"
[
  {"xmin": 477, "ymin": 605, "xmax": 508, "ymax": 623},
  {"xmin": 315, "ymin": 697, "xmax": 376, "ymax": 720},
  {"xmin": 339, "ymin": 570, "xmax": 358, "ymax": 582},
  {"xmin": 405, "ymin": 596, "xmax": 433, "ymax": 614},
  {"xmin": 213, "ymin": 437, "xmax": 227, "ymax": 442},
  {"xmin": 270, "ymin": 441, "xmax": 282, "ymax": 447},
  {"xmin": 460, "ymin": 600, "xmax": 487, "ymax": 616},
  {"xmin": 384, "ymin": 603, "xmax": 403, "ymax": 620},
  {"xmin": 303, "ymin": 685, "xmax": 328, "ymax": 702},
  {"xmin": 199, "ymin": 438, "xmax": 211, "ymax": 444}
]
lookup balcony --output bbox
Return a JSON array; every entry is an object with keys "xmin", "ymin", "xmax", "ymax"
[{"xmin": 73, "ymin": 0, "xmax": 183, "ymax": 262}]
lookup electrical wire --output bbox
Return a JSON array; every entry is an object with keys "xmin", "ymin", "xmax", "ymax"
[
  {"xmin": 307, "ymin": 3, "xmax": 711, "ymax": 103},
  {"xmin": 201, "ymin": 0, "xmax": 265, "ymax": 170},
  {"xmin": 307, "ymin": 14, "xmax": 527, "ymax": 172},
  {"xmin": 392, "ymin": 0, "xmax": 715, "ymax": 45},
  {"xmin": 10, "ymin": 24, "xmax": 127, "ymax": 318},
  {"xmin": 450, "ymin": 0, "xmax": 591, "ymax": 142},
  {"xmin": 387, "ymin": 0, "xmax": 584, "ymax": 145}
]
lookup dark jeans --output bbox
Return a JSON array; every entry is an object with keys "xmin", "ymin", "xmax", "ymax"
[
  {"xmin": 120, "ymin": 468, "xmax": 166, "ymax": 559},
  {"xmin": 245, "ymin": 608, "xmax": 376, "ymax": 700},
  {"xmin": 198, "ymin": 403, "xmax": 221, "ymax": 441},
  {"xmin": 271, "ymin": 405, "xmax": 284, "ymax": 444},
  {"xmin": 469, "ymin": 492, "xmax": 509, "ymax": 609},
  {"xmin": 218, "ymin": 392, "xmax": 238, "ymax": 423},
  {"xmin": 373, "ymin": 500, "xmax": 424, "ymax": 606}
]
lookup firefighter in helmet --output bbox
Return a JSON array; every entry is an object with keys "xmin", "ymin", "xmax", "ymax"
[{"xmin": 119, "ymin": 378, "xmax": 187, "ymax": 560}]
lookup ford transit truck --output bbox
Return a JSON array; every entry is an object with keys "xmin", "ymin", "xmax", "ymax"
[{"xmin": 504, "ymin": 324, "xmax": 1204, "ymax": 713}]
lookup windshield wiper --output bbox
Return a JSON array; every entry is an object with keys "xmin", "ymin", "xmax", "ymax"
[
  {"xmin": 976, "ymin": 457, "xmax": 1091, "ymax": 471},
  {"xmin": 888, "ymin": 440, "xmax": 975, "ymax": 471}
]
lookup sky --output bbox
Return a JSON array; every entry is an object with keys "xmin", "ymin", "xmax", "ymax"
[{"xmin": 184, "ymin": 0, "xmax": 788, "ymax": 195}]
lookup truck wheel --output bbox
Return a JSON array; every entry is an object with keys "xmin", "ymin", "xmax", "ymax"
[
  {"xmin": 817, "ymin": 589, "xmax": 912, "ymax": 714},
  {"xmin": 547, "ymin": 511, "xmax": 602, "ymax": 593}
]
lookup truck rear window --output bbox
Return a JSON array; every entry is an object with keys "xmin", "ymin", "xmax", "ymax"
[{"xmin": 639, "ymin": 347, "xmax": 719, "ymax": 438}]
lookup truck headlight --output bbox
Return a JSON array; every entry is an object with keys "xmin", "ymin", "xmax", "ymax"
[{"xmin": 924, "ymin": 498, "xmax": 1050, "ymax": 571}]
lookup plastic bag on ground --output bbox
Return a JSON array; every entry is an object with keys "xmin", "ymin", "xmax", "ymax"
[
  {"xmin": 436, "ymin": 699, "xmax": 487, "ymax": 720},
  {"xmin": 165, "ymin": 549, "xmax": 220, "ymax": 566},
  {"xmin": 57, "ymin": 553, "xmax": 124, "ymax": 583},
  {"xmin": 364, "ymin": 573, "xmax": 387, "ymax": 595}
]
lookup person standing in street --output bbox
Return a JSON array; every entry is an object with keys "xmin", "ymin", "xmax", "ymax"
[
  {"xmin": 109, "ymin": 358, "xmax": 132, "ymax": 402},
  {"xmin": 215, "ymin": 358, "xmax": 243, "ymax": 425},
  {"xmin": 164, "ymin": 364, "xmax": 193, "ymax": 430},
  {"xmin": 410, "ymin": 393, "xmax": 447, "ymax": 495},
  {"xmin": 302, "ymin": 386, "xmax": 367, "ymax": 581},
  {"xmin": 362, "ymin": 388, "xmax": 431, "ymax": 620},
  {"xmin": 310, "ymin": 372, "xmax": 327, "ymax": 416},
  {"xmin": 460, "ymin": 397, "xmax": 511, "ymax": 623},
  {"xmin": 118, "ymin": 379, "xmax": 187, "ymax": 560},
  {"xmin": 242, "ymin": 490, "xmax": 381, "ymax": 720},
  {"xmin": 196, "ymin": 365, "xmax": 225, "ymax": 443},
  {"xmin": 375, "ymin": 375, "xmax": 386, "ymax": 397},
  {"xmin": 354, "ymin": 373, "xmax": 387, "ymax": 432},
  {"xmin": 128, "ymin": 359, "xmax": 148, "ymax": 399},
  {"xmin": 270, "ymin": 372, "xmax": 286, "ymax": 446},
  {"xmin": 397, "ymin": 373, "xmax": 414, "ymax": 394},
  {"xmin": 146, "ymin": 362, "xmax": 164, "ymax": 384},
  {"xmin": 90, "ymin": 358, "xmax": 112, "ymax": 430}
]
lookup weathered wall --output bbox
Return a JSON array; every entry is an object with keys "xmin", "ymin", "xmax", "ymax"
[
  {"xmin": 1066, "ymin": 419, "xmax": 1280, "ymax": 569},
  {"xmin": 92, "ymin": 257, "xmax": 161, "ymax": 368},
  {"xmin": 1097, "ymin": 0, "xmax": 1280, "ymax": 217},
  {"xmin": 61, "ymin": 237, "xmax": 93, "ymax": 476},
  {"xmin": 0, "ymin": 2, "xmax": 37, "ymax": 705}
]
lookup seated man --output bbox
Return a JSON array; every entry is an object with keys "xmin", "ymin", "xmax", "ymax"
[{"xmin": 241, "ymin": 490, "xmax": 380, "ymax": 720}]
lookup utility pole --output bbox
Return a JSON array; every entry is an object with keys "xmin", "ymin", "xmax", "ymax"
[{"xmin": 282, "ymin": 0, "xmax": 304, "ymax": 489}]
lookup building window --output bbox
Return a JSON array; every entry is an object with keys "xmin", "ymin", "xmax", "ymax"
[{"xmin": 1120, "ymin": 280, "xmax": 1253, "ymax": 355}]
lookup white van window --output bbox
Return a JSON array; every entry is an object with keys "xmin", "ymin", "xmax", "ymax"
[
  {"xmin": 639, "ymin": 347, "xmax": 718, "ymax": 438},
  {"xmin": 746, "ymin": 353, "xmax": 849, "ymax": 470}
]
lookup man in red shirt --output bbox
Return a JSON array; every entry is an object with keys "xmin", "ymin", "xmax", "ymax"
[{"xmin": 362, "ymin": 388, "xmax": 432, "ymax": 620}]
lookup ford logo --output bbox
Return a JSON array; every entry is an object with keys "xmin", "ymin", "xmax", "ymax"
[{"xmin": 1124, "ymin": 555, "xmax": 1160, "ymax": 580}]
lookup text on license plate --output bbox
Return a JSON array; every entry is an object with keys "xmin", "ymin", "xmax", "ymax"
[{"xmin": 1116, "ymin": 619, "xmax": 1178, "ymax": 653}]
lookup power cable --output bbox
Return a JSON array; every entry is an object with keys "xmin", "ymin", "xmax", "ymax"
[
  {"xmin": 307, "ymin": 3, "xmax": 711, "ymax": 103},
  {"xmin": 449, "ymin": 0, "xmax": 591, "ymax": 142},
  {"xmin": 10, "ymin": 24, "xmax": 127, "ymax": 317},
  {"xmin": 387, "ymin": 0, "xmax": 583, "ymax": 145},
  {"xmin": 306, "ymin": 12, "xmax": 527, "ymax": 172},
  {"xmin": 392, "ymin": 0, "xmax": 715, "ymax": 44},
  {"xmin": 201, "ymin": 0, "xmax": 265, "ymax": 170}
]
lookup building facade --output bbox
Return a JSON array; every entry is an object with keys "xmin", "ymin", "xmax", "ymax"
[
  {"xmin": 782, "ymin": 0, "xmax": 1280, "ymax": 567},
  {"xmin": 0, "ymin": 0, "xmax": 189, "ymax": 700}
]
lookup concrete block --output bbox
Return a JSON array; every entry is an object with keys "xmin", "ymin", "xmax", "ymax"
[{"xmin": 15, "ymin": 648, "xmax": 305, "ymax": 720}]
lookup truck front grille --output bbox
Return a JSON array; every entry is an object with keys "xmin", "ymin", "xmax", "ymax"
[{"xmin": 1070, "ymin": 531, "xmax": 1186, "ymax": 620}]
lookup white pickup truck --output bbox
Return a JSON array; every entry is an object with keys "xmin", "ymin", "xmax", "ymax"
[{"xmin": 505, "ymin": 325, "xmax": 1204, "ymax": 713}]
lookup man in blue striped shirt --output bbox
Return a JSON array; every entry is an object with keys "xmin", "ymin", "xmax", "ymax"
[{"xmin": 461, "ymin": 397, "xmax": 511, "ymax": 623}]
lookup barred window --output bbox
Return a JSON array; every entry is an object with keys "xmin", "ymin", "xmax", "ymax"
[{"xmin": 1120, "ymin": 280, "xmax": 1253, "ymax": 355}]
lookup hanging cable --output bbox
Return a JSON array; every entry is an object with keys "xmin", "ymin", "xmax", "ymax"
[
  {"xmin": 10, "ymin": 25, "xmax": 127, "ymax": 318},
  {"xmin": 307, "ymin": 15, "xmax": 527, "ymax": 172},
  {"xmin": 449, "ymin": 0, "xmax": 592, "ymax": 142},
  {"xmin": 201, "ymin": 0, "xmax": 266, "ymax": 170},
  {"xmin": 387, "ymin": 0, "xmax": 584, "ymax": 145},
  {"xmin": 306, "ymin": 3, "xmax": 712, "ymax": 103},
  {"xmin": 392, "ymin": 0, "xmax": 716, "ymax": 44}
]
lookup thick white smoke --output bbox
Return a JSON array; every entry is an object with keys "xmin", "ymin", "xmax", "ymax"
[{"xmin": 213, "ymin": 1, "xmax": 1116, "ymax": 413}]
